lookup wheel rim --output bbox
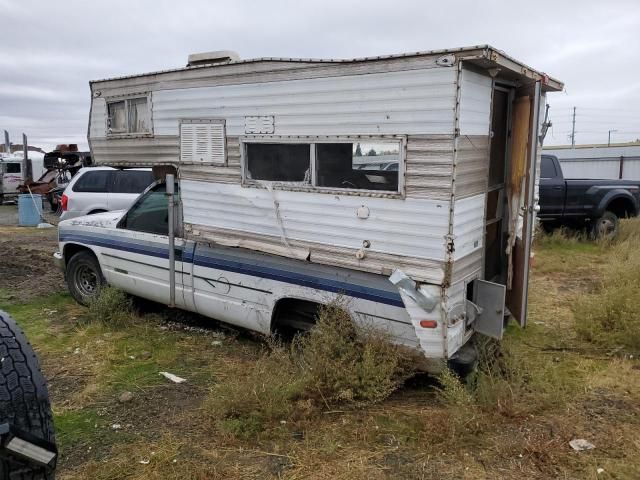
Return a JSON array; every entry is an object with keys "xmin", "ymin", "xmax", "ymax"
[
  {"xmin": 75, "ymin": 265, "xmax": 98, "ymax": 297},
  {"xmin": 597, "ymin": 218, "xmax": 615, "ymax": 237}
]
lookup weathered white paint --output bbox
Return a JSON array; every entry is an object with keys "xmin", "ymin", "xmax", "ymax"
[
  {"xmin": 458, "ymin": 67, "xmax": 492, "ymax": 136},
  {"xmin": 90, "ymin": 97, "xmax": 107, "ymax": 139},
  {"xmin": 149, "ymin": 68, "xmax": 457, "ymax": 137},
  {"xmin": 181, "ymin": 179, "xmax": 451, "ymax": 261},
  {"xmin": 452, "ymin": 193, "xmax": 485, "ymax": 260},
  {"xmin": 395, "ymin": 283, "xmax": 446, "ymax": 357},
  {"xmin": 444, "ymin": 279, "xmax": 473, "ymax": 356}
]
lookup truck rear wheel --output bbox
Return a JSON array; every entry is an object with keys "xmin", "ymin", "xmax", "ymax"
[
  {"xmin": 0, "ymin": 311, "xmax": 56, "ymax": 479},
  {"xmin": 591, "ymin": 211, "xmax": 618, "ymax": 239},
  {"xmin": 65, "ymin": 251, "xmax": 105, "ymax": 306}
]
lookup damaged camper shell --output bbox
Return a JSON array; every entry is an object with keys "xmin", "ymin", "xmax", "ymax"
[{"xmin": 65, "ymin": 45, "xmax": 562, "ymax": 369}]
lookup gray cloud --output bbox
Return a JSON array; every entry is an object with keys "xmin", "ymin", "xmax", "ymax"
[{"xmin": 1, "ymin": 0, "xmax": 639, "ymax": 150}]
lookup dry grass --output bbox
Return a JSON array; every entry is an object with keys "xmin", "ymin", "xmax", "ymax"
[
  {"xmin": 573, "ymin": 218, "xmax": 640, "ymax": 354},
  {"xmin": 535, "ymin": 225, "xmax": 587, "ymax": 248},
  {"xmin": 4, "ymin": 222, "xmax": 640, "ymax": 479}
]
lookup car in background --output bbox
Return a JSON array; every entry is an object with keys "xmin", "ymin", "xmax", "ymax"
[{"xmin": 59, "ymin": 166, "xmax": 154, "ymax": 221}]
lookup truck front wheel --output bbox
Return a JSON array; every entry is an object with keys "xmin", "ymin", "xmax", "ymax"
[
  {"xmin": 591, "ymin": 211, "xmax": 618, "ymax": 239},
  {"xmin": 65, "ymin": 251, "xmax": 105, "ymax": 306}
]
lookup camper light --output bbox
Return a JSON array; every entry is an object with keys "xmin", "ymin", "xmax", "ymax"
[
  {"xmin": 5, "ymin": 436, "xmax": 57, "ymax": 467},
  {"xmin": 419, "ymin": 320, "xmax": 438, "ymax": 329}
]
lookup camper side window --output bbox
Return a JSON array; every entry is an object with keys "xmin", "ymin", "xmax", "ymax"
[
  {"xmin": 246, "ymin": 143, "xmax": 311, "ymax": 182},
  {"xmin": 243, "ymin": 139, "xmax": 402, "ymax": 193},
  {"xmin": 316, "ymin": 142, "xmax": 400, "ymax": 192},
  {"xmin": 107, "ymin": 96, "xmax": 150, "ymax": 135}
]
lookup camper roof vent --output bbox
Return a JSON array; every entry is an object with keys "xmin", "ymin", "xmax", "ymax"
[{"xmin": 187, "ymin": 50, "xmax": 240, "ymax": 67}]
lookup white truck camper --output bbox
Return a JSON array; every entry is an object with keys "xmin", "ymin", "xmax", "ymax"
[{"xmin": 55, "ymin": 45, "xmax": 563, "ymax": 371}]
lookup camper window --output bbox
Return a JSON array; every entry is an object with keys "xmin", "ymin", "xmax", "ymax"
[
  {"xmin": 316, "ymin": 142, "xmax": 399, "ymax": 191},
  {"xmin": 107, "ymin": 96, "xmax": 150, "ymax": 135},
  {"xmin": 5, "ymin": 163, "xmax": 21, "ymax": 174},
  {"xmin": 246, "ymin": 143, "xmax": 311, "ymax": 182},
  {"xmin": 243, "ymin": 138, "xmax": 403, "ymax": 193}
]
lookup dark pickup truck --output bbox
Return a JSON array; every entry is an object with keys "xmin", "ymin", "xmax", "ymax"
[{"xmin": 539, "ymin": 154, "xmax": 640, "ymax": 237}]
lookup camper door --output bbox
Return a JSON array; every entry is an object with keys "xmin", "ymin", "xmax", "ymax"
[{"xmin": 505, "ymin": 81, "xmax": 541, "ymax": 327}]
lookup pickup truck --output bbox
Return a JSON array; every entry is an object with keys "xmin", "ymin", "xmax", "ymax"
[
  {"xmin": 539, "ymin": 154, "xmax": 640, "ymax": 237},
  {"xmin": 53, "ymin": 180, "xmax": 479, "ymax": 374}
]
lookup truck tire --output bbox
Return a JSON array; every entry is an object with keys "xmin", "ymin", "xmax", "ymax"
[
  {"xmin": 0, "ymin": 311, "xmax": 56, "ymax": 479},
  {"xmin": 65, "ymin": 251, "xmax": 105, "ymax": 306},
  {"xmin": 591, "ymin": 211, "xmax": 618, "ymax": 239}
]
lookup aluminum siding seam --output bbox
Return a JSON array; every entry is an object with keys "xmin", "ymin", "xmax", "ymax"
[{"xmin": 443, "ymin": 60, "xmax": 464, "ymax": 358}]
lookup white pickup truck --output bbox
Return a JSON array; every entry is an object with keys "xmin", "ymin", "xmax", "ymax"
[{"xmin": 54, "ymin": 180, "xmax": 476, "ymax": 373}]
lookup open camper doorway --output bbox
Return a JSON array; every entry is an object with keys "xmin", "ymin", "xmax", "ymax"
[{"xmin": 483, "ymin": 85, "xmax": 512, "ymax": 284}]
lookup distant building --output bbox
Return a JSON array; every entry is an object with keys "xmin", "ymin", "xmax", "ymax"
[{"xmin": 543, "ymin": 143, "xmax": 640, "ymax": 180}]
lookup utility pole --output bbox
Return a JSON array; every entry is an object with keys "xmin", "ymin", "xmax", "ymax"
[
  {"xmin": 608, "ymin": 129, "xmax": 617, "ymax": 147},
  {"xmin": 539, "ymin": 104, "xmax": 551, "ymax": 145},
  {"xmin": 570, "ymin": 106, "xmax": 576, "ymax": 148},
  {"xmin": 22, "ymin": 133, "xmax": 31, "ymax": 183}
]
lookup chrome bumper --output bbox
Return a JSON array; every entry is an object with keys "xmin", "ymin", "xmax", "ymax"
[{"xmin": 53, "ymin": 251, "xmax": 64, "ymax": 271}]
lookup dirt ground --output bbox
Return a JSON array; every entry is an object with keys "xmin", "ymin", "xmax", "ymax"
[
  {"xmin": 0, "ymin": 203, "xmax": 18, "ymax": 226},
  {"xmin": 0, "ymin": 207, "xmax": 64, "ymax": 301}
]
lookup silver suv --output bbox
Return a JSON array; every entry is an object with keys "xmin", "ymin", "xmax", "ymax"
[{"xmin": 60, "ymin": 166, "xmax": 154, "ymax": 221}]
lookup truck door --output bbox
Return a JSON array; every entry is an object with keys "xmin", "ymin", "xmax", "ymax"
[
  {"xmin": 539, "ymin": 155, "xmax": 565, "ymax": 218},
  {"xmin": 110, "ymin": 182, "xmax": 189, "ymax": 308}
]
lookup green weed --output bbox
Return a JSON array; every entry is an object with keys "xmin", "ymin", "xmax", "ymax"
[
  {"xmin": 297, "ymin": 302, "xmax": 411, "ymax": 405},
  {"xmin": 87, "ymin": 287, "xmax": 134, "ymax": 327},
  {"xmin": 209, "ymin": 302, "xmax": 411, "ymax": 438}
]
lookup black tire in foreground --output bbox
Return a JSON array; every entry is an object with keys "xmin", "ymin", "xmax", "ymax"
[
  {"xmin": 65, "ymin": 251, "xmax": 105, "ymax": 306},
  {"xmin": 0, "ymin": 311, "xmax": 56, "ymax": 480}
]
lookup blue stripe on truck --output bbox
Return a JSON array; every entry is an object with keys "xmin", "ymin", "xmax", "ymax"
[{"xmin": 59, "ymin": 232, "xmax": 405, "ymax": 308}]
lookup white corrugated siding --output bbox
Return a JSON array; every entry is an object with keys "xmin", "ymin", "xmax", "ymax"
[
  {"xmin": 90, "ymin": 98, "xmax": 106, "ymax": 139},
  {"xmin": 455, "ymin": 135, "xmax": 489, "ymax": 198},
  {"xmin": 181, "ymin": 180, "xmax": 450, "ymax": 261},
  {"xmin": 452, "ymin": 193, "xmax": 485, "ymax": 261},
  {"xmin": 151, "ymin": 68, "xmax": 456, "ymax": 137},
  {"xmin": 458, "ymin": 68, "xmax": 492, "ymax": 136}
]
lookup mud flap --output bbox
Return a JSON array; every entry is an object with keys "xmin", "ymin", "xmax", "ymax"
[{"xmin": 472, "ymin": 279, "xmax": 506, "ymax": 340}]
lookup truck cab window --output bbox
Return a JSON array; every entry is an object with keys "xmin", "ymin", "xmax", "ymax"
[
  {"xmin": 541, "ymin": 156, "xmax": 558, "ymax": 179},
  {"xmin": 120, "ymin": 183, "xmax": 179, "ymax": 235}
]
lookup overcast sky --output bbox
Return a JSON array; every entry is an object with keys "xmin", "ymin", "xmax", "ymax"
[{"xmin": 1, "ymin": 0, "xmax": 639, "ymax": 151}]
